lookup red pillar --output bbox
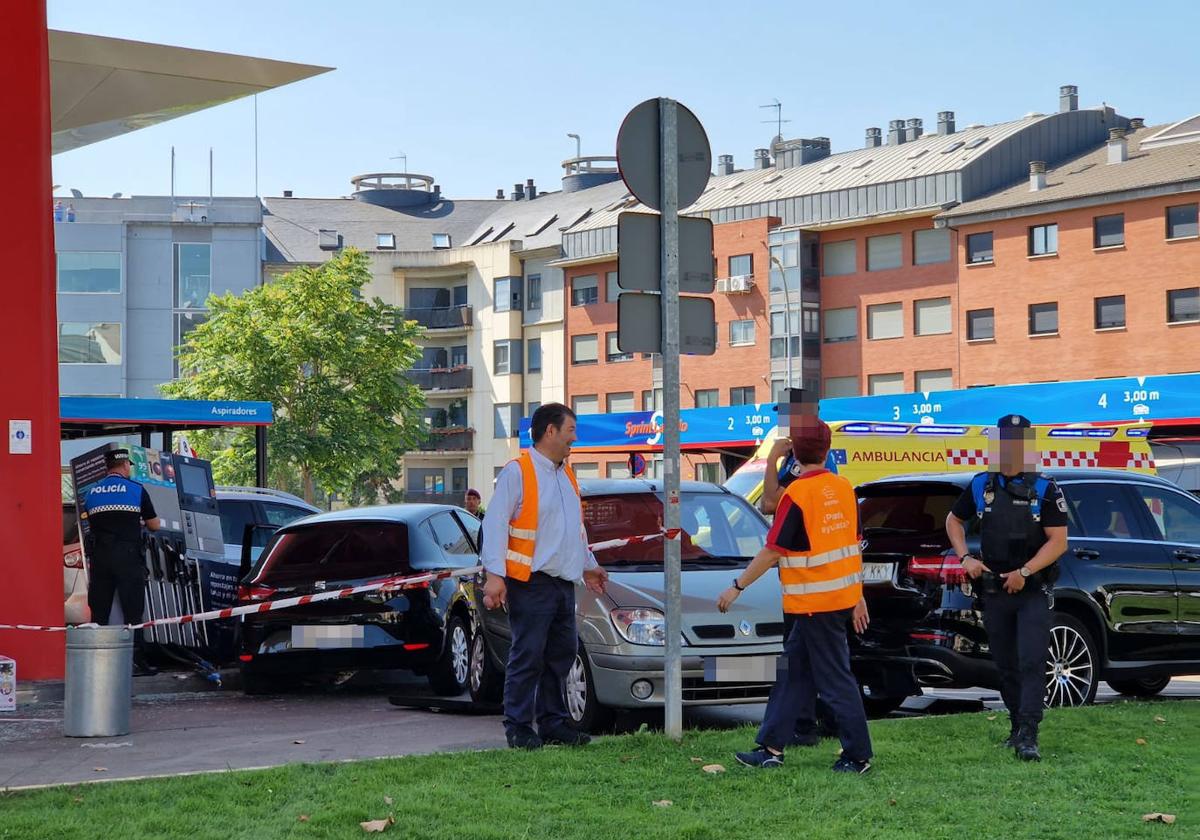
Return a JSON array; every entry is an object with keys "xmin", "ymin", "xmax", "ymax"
[{"xmin": 0, "ymin": 0, "xmax": 65, "ymax": 680}]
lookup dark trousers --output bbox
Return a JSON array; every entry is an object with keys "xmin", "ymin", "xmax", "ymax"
[
  {"xmin": 780, "ymin": 613, "xmax": 837, "ymax": 737},
  {"xmin": 757, "ymin": 609, "xmax": 873, "ymax": 761},
  {"xmin": 503, "ymin": 573, "xmax": 577, "ymax": 736},
  {"xmin": 88, "ymin": 543, "xmax": 145, "ymax": 626},
  {"xmin": 981, "ymin": 587, "xmax": 1051, "ymax": 725}
]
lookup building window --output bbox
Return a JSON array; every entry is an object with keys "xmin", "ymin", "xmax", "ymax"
[
  {"xmin": 572, "ymin": 394, "xmax": 599, "ymax": 415},
  {"xmin": 694, "ymin": 388, "xmax": 719, "ymax": 408},
  {"xmin": 527, "ymin": 338, "xmax": 542, "ymax": 372},
  {"xmin": 914, "ymin": 297, "xmax": 952, "ymax": 336},
  {"xmin": 822, "ymin": 308, "xmax": 856, "ymax": 343},
  {"xmin": 915, "ymin": 369, "xmax": 953, "ymax": 392},
  {"xmin": 572, "ymin": 333, "xmax": 598, "ymax": 365},
  {"xmin": 572, "ymin": 274, "xmax": 598, "ymax": 306},
  {"xmin": 1028, "ymin": 223, "xmax": 1059, "ymax": 256},
  {"xmin": 606, "ymin": 391, "xmax": 635, "ymax": 413},
  {"xmin": 1093, "ymin": 214, "xmax": 1125, "ymax": 248},
  {"xmin": 432, "ymin": 233, "xmax": 451, "ymax": 249},
  {"xmin": 376, "ymin": 233, "xmax": 396, "ymax": 249},
  {"xmin": 1166, "ymin": 204, "xmax": 1199, "ymax": 240},
  {"xmin": 1167, "ymin": 287, "xmax": 1200, "ymax": 324},
  {"xmin": 867, "ymin": 302, "xmax": 903, "ymax": 340},
  {"xmin": 606, "ymin": 331, "xmax": 633, "ymax": 362},
  {"xmin": 527, "ymin": 274, "xmax": 542, "ymax": 310},
  {"xmin": 729, "ymin": 319, "xmax": 756, "ymax": 346},
  {"xmin": 526, "ymin": 401, "xmax": 541, "ymax": 420},
  {"xmin": 728, "ymin": 254, "xmax": 753, "ymax": 277},
  {"xmin": 493, "ymin": 340, "xmax": 517, "ymax": 375},
  {"xmin": 642, "ymin": 389, "xmax": 663, "ymax": 411},
  {"xmin": 769, "ymin": 307, "xmax": 800, "ymax": 359},
  {"xmin": 174, "ymin": 312, "xmax": 208, "ymax": 377},
  {"xmin": 768, "ymin": 229, "xmax": 802, "ymax": 290},
  {"xmin": 694, "ymin": 462, "xmax": 720, "ymax": 483},
  {"xmin": 1094, "ymin": 295, "xmax": 1126, "ymax": 329},
  {"xmin": 866, "ymin": 233, "xmax": 902, "ymax": 271},
  {"xmin": 822, "ymin": 240, "xmax": 856, "ymax": 276},
  {"xmin": 729, "ymin": 386, "xmax": 756, "ymax": 405},
  {"xmin": 802, "ymin": 308, "xmax": 819, "ymax": 336},
  {"xmin": 606, "ymin": 271, "xmax": 620, "ymax": 303},
  {"xmin": 608, "ymin": 462, "xmax": 632, "ymax": 479},
  {"xmin": 913, "ymin": 228, "xmax": 951, "ymax": 265},
  {"xmin": 824, "ymin": 376, "xmax": 859, "ymax": 398},
  {"xmin": 966, "ymin": 231, "xmax": 993, "ymax": 264},
  {"xmin": 868, "ymin": 373, "xmax": 905, "ymax": 395},
  {"xmin": 495, "ymin": 277, "xmax": 512, "ymax": 313},
  {"xmin": 967, "ymin": 308, "xmax": 994, "ymax": 341},
  {"xmin": 58, "ymin": 322, "xmax": 122, "ymax": 364},
  {"xmin": 174, "ymin": 243, "xmax": 211, "ymax": 309},
  {"xmin": 1029, "ymin": 302, "xmax": 1059, "ymax": 336},
  {"xmin": 56, "ymin": 252, "xmax": 121, "ymax": 294},
  {"xmin": 572, "ymin": 462, "xmax": 600, "ymax": 479},
  {"xmin": 493, "ymin": 404, "xmax": 520, "ymax": 438}
]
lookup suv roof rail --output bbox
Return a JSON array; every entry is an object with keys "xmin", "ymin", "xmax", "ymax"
[{"xmin": 215, "ymin": 485, "xmax": 310, "ymax": 505}]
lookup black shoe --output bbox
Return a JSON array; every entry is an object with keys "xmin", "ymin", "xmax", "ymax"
[
  {"xmin": 832, "ymin": 756, "xmax": 872, "ymax": 775},
  {"xmin": 540, "ymin": 725, "xmax": 591, "ymax": 747},
  {"xmin": 1014, "ymin": 723, "xmax": 1041, "ymax": 762},
  {"xmin": 736, "ymin": 747, "xmax": 784, "ymax": 768},
  {"xmin": 506, "ymin": 729, "xmax": 543, "ymax": 750},
  {"xmin": 789, "ymin": 729, "xmax": 821, "ymax": 747}
]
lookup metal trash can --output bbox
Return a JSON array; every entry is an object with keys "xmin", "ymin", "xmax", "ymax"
[{"xmin": 64, "ymin": 626, "xmax": 133, "ymax": 737}]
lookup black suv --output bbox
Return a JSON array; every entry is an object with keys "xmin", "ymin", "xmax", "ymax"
[{"xmin": 853, "ymin": 469, "xmax": 1200, "ymax": 711}]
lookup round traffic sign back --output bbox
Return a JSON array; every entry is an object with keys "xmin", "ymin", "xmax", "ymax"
[{"xmin": 616, "ymin": 98, "xmax": 712, "ymax": 212}]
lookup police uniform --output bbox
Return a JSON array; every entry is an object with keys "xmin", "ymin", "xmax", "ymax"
[
  {"xmin": 83, "ymin": 452, "xmax": 157, "ymax": 627},
  {"xmin": 950, "ymin": 415, "xmax": 1067, "ymax": 760}
]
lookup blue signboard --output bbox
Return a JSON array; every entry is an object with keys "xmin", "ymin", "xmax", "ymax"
[
  {"xmin": 519, "ymin": 404, "xmax": 779, "ymax": 451},
  {"xmin": 60, "ymin": 397, "xmax": 274, "ymax": 426},
  {"xmin": 819, "ymin": 372, "xmax": 1200, "ymax": 426}
]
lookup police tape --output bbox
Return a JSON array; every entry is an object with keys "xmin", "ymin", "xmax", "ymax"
[{"xmin": 0, "ymin": 530, "xmax": 681, "ymax": 632}]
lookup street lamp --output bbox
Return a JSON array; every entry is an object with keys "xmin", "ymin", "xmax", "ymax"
[{"xmin": 769, "ymin": 253, "xmax": 796, "ymax": 398}]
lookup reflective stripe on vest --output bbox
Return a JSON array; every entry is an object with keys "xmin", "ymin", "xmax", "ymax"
[
  {"xmin": 505, "ymin": 451, "xmax": 581, "ymax": 581},
  {"xmin": 776, "ymin": 471, "xmax": 863, "ymax": 615}
]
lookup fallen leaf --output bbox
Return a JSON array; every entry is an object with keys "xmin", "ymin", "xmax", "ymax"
[
  {"xmin": 986, "ymin": 715, "xmax": 997, "ymax": 721},
  {"xmin": 689, "ymin": 757, "xmax": 704, "ymax": 763},
  {"xmin": 652, "ymin": 800, "xmax": 673, "ymax": 808},
  {"xmin": 701, "ymin": 764, "xmax": 726, "ymax": 774},
  {"xmin": 72, "ymin": 796, "xmax": 84, "ymax": 804},
  {"xmin": 383, "ymin": 796, "xmax": 394, "ymax": 806},
  {"xmin": 888, "ymin": 799, "xmax": 897, "ymax": 806},
  {"xmin": 620, "ymin": 754, "xmax": 636, "ymax": 763},
  {"xmin": 93, "ymin": 767, "xmax": 107, "ymax": 773},
  {"xmin": 1142, "ymin": 813, "xmax": 1176, "ymax": 824},
  {"xmin": 360, "ymin": 816, "xmax": 395, "ymax": 833},
  {"xmin": 1153, "ymin": 715, "xmax": 1166, "ymax": 724},
  {"xmin": 293, "ymin": 739, "xmax": 306, "ymax": 745},
  {"xmin": 1136, "ymin": 738, "xmax": 1147, "ymax": 746},
  {"xmin": 298, "ymin": 815, "xmax": 310, "ymax": 823}
]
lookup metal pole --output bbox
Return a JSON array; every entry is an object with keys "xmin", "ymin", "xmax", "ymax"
[
  {"xmin": 659, "ymin": 98, "xmax": 683, "ymax": 741},
  {"xmin": 255, "ymin": 425, "xmax": 268, "ymax": 487},
  {"xmin": 771, "ymin": 254, "xmax": 794, "ymax": 392}
]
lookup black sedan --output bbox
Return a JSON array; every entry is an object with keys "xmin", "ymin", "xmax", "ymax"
[
  {"xmin": 853, "ymin": 468, "xmax": 1200, "ymax": 712},
  {"xmin": 235, "ymin": 504, "xmax": 480, "ymax": 695}
]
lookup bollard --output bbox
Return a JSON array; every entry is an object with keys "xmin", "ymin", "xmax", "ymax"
[{"xmin": 64, "ymin": 626, "xmax": 133, "ymax": 737}]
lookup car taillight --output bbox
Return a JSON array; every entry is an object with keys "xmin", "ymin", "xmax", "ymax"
[
  {"xmin": 908, "ymin": 555, "xmax": 965, "ymax": 586},
  {"xmin": 237, "ymin": 584, "xmax": 277, "ymax": 602}
]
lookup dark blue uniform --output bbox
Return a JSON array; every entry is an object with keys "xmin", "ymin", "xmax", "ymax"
[{"xmin": 83, "ymin": 474, "xmax": 156, "ymax": 625}]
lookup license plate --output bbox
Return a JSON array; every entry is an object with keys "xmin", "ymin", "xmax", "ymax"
[
  {"xmin": 290, "ymin": 625, "xmax": 365, "ymax": 649},
  {"xmin": 862, "ymin": 562, "xmax": 895, "ymax": 584},
  {"xmin": 703, "ymin": 655, "xmax": 777, "ymax": 682}
]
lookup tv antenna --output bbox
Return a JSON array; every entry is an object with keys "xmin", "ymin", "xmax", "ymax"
[
  {"xmin": 760, "ymin": 99, "xmax": 791, "ymax": 144},
  {"xmin": 389, "ymin": 151, "xmax": 408, "ymax": 172}
]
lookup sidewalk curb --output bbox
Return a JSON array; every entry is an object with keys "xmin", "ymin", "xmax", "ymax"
[{"xmin": 12, "ymin": 668, "xmax": 242, "ymax": 707}]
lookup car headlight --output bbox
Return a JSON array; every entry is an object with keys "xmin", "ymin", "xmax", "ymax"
[{"xmin": 610, "ymin": 607, "xmax": 666, "ymax": 646}]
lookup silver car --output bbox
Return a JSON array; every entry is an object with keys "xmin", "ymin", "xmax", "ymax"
[{"xmin": 464, "ymin": 479, "xmax": 785, "ymax": 731}]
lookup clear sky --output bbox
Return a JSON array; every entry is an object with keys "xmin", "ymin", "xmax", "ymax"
[{"xmin": 49, "ymin": 0, "xmax": 1200, "ymax": 202}]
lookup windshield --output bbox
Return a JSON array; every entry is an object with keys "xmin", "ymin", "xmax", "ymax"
[
  {"xmin": 582, "ymin": 491, "xmax": 766, "ymax": 567},
  {"xmin": 251, "ymin": 521, "xmax": 410, "ymax": 587},
  {"xmin": 858, "ymin": 484, "xmax": 965, "ymax": 545},
  {"xmin": 723, "ymin": 462, "xmax": 766, "ymax": 502}
]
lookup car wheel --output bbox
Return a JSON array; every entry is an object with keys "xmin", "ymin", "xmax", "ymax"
[
  {"xmin": 1106, "ymin": 675, "xmax": 1171, "ymax": 698},
  {"xmin": 428, "ymin": 614, "xmax": 471, "ymax": 696},
  {"xmin": 468, "ymin": 628, "xmax": 503, "ymax": 704},
  {"xmin": 566, "ymin": 644, "xmax": 614, "ymax": 734},
  {"xmin": 1044, "ymin": 613, "xmax": 1099, "ymax": 707}
]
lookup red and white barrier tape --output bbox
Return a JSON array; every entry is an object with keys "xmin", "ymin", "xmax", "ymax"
[{"xmin": 588, "ymin": 527, "xmax": 681, "ymax": 553}]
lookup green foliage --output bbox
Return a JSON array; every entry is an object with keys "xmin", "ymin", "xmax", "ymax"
[{"xmin": 162, "ymin": 249, "xmax": 426, "ymax": 503}]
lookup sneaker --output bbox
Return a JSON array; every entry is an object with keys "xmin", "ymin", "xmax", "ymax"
[
  {"xmin": 506, "ymin": 729, "xmax": 544, "ymax": 750},
  {"xmin": 832, "ymin": 756, "xmax": 872, "ymax": 775},
  {"xmin": 735, "ymin": 747, "xmax": 784, "ymax": 768},
  {"xmin": 540, "ymin": 725, "xmax": 591, "ymax": 747}
]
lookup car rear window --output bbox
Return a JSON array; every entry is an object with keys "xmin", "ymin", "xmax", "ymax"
[
  {"xmin": 858, "ymin": 484, "xmax": 964, "ymax": 541},
  {"xmin": 582, "ymin": 492, "xmax": 766, "ymax": 566},
  {"xmin": 251, "ymin": 521, "xmax": 410, "ymax": 587}
]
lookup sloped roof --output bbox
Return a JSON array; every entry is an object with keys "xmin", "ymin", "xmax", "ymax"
[{"xmin": 466, "ymin": 179, "xmax": 628, "ymax": 252}]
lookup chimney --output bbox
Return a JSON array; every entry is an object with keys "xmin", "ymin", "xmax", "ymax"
[
  {"xmin": 888, "ymin": 119, "xmax": 906, "ymax": 145},
  {"xmin": 432, "ymin": 183, "xmax": 441, "ymax": 201},
  {"xmin": 753, "ymin": 148, "xmax": 772, "ymax": 169},
  {"xmin": 526, "ymin": 178, "xmax": 537, "ymax": 200},
  {"xmin": 512, "ymin": 182, "xmax": 525, "ymax": 201},
  {"xmin": 1029, "ymin": 160, "xmax": 1046, "ymax": 192},
  {"xmin": 865, "ymin": 127, "xmax": 882, "ymax": 148},
  {"xmin": 282, "ymin": 189, "xmax": 293, "ymax": 198},
  {"xmin": 1128, "ymin": 117, "xmax": 1145, "ymax": 130},
  {"xmin": 496, "ymin": 188, "xmax": 505, "ymax": 199},
  {"xmin": 1107, "ymin": 127, "xmax": 1128, "ymax": 164},
  {"xmin": 905, "ymin": 118, "xmax": 924, "ymax": 142},
  {"xmin": 717, "ymin": 154, "xmax": 735, "ymax": 176},
  {"xmin": 1059, "ymin": 84, "xmax": 1078, "ymax": 113},
  {"xmin": 937, "ymin": 111, "xmax": 956, "ymax": 135}
]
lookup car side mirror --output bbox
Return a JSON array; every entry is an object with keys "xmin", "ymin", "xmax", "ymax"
[{"xmin": 240, "ymin": 523, "xmax": 280, "ymax": 581}]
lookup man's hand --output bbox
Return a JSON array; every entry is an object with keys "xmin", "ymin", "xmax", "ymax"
[
  {"xmin": 482, "ymin": 573, "xmax": 507, "ymax": 610},
  {"xmin": 1000, "ymin": 570, "xmax": 1027, "ymax": 594},
  {"xmin": 961, "ymin": 556, "xmax": 989, "ymax": 580},
  {"xmin": 717, "ymin": 586, "xmax": 741, "ymax": 613},
  {"xmin": 852, "ymin": 598, "xmax": 870, "ymax": 634},
  {"xmin": 769, "ymin": 437, "xmax": 792, "ymax": 464},
  {"xmin": 583, "ymin": 566, "xmax": 608, "ymax": 596}
]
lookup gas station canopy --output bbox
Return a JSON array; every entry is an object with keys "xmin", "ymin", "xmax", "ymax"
[{"xmin": 60, "ymin": 397, "xmax": 272, "ymax": 439}]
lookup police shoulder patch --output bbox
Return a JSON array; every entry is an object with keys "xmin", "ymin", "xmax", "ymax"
[{"xmin": 1056, "ymin": 496, "xmax": 1068, "ymax": 513}]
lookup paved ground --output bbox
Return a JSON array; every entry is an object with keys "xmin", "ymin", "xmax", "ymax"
[{"xmin": 2, "ymin": 676, "xmax": 1197, "ymax": 790}]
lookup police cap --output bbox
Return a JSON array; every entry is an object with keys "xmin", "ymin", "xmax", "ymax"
[
  {"xmin": 104, "ymin": 448, "xmax": 131, "ymax": 468},
  {"xmin": 996, "ymin": 414, "xmax": 1032, "ymax": 439}
]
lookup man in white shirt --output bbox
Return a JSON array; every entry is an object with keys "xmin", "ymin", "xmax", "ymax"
[{"xmin": 480, "ymin": 404, "xmax": 608, "ymax": 749}]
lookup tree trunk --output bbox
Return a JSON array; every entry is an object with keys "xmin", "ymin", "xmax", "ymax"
[{"xmin": 302, "ymin": 466, "xmax": 314, "ymax": 505}]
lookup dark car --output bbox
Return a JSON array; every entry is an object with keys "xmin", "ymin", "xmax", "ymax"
[
  {"xmin": 236, "ymin": 504, "xmax": 481, "ymax": 696},
  {"xmin": 852, "ymin": 468, "xmax": 1200, "ymax": 712}
]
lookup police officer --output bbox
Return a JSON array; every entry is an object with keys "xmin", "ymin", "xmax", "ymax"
[
  {"xmin": 946, "ymin": 415, "xmax": 1068, "ymax": 761},
  {"xmin": 83, "ymin": 449, "xmax": 162, "ymax": 675}
]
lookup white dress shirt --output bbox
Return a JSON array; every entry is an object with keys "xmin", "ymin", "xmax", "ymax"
[{"xmin": 480, "ymin": 446, "xmax": 597, "ymax": 581}]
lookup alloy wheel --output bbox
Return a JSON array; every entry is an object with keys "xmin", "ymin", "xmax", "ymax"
[
  {"xmin": 566, "ymin": 654, "xmax": 588, "ymax": 722},
  {"xmin": 469, "ymin": 632, "xmax": 485, "ymax": 693},
  {"xmin": 451, "ymin": 624, "xmax": 470, "ymax": 686},
  {"xmin": 1045, "ymin": 623, "xmax": 1094, "ymax": 707}
]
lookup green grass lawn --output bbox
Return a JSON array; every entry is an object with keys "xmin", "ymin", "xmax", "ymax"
[{"xmin": 2, "ymin": 701, "xmax": 1197, "ymax": 840}]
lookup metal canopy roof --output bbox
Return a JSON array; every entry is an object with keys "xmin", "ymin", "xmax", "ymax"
[{"xmin": 59, "ymin": 397, "xmax": 273, "ymax": 439}]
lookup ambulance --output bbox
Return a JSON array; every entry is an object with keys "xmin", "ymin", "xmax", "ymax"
[{"xmin": 724, "ymin": 420, "xmax": 1157, "ymax": 506}]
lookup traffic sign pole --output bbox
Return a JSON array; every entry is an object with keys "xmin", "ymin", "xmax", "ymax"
[{"xmin": 659, "ymin": 98, "xmax": 684, "ymax": 741}]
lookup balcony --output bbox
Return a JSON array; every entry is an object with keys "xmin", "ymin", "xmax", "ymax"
[
  {"xmin": 407, "ymin": 366, "xmax": 472, "ymax": 392},
  {"xmin": 402, "ymin": 305, "xmax": 473, "ymax": 330},
  {"xmin": 417, "ymin": 428, "xmax": 474, "ymax": 453},
  {"xmin": 403, "ymin": 492, "xmax": 465, "ymax": 506}
]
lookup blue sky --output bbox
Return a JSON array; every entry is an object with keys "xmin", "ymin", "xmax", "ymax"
[{"xmin": 50, "ymin": 0, "xmax": 1200, "ymax": 202}]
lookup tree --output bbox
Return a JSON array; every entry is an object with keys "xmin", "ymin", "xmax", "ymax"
[{"xmin": 163, "ymin": 249, "xmax": 427, "ymax": 504}]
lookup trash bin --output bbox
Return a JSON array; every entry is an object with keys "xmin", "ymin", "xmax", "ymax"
[{"xmin": 64, "ymin": 626, "xmax": 133, "ymax": 737}]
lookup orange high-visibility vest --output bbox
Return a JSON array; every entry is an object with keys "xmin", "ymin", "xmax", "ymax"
[
  {"xmin": 505, "ymin": 451, "xmax": 582, "ymax": 581},
  {"xmin": 776, "ymin": 470, "xmax": 862, "ymax": 615}
]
